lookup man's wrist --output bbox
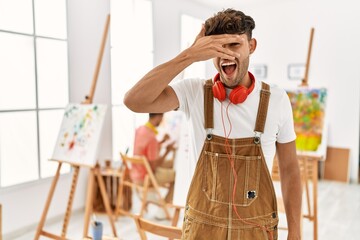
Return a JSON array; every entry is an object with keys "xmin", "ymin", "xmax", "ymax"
[{"xmin": 287, "ymin": 230, "xmax": 301, "ymax": 240}]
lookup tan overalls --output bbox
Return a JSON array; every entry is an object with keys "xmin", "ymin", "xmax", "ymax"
[{"xmin": 182, "ymin": 80, "xmax": 278, "ymax": 240}]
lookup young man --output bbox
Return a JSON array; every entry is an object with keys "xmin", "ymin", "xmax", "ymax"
[
  {"xmin": 124, "ymin": 8, "xmax": 301, "ymax": 240},
  {"xmin": 131, "ymin": 113, "xmax": 176, "ymax": 204}
]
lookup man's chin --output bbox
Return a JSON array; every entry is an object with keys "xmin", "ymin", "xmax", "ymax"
[{"xmin": 221, "ymin": 75, "xmax": 238, "ymax": 87}]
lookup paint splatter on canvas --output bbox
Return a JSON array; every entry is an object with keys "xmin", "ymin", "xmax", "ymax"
[
  {"xmin": 286, "ymin": 88, "xmax": 327, "ymax": 152},
  {"xmin": 160, "ymin": 111, "xmax": 183, "ymax": 142},
  {"xmin": 52, "ymin": 104, "xmax": 107, "ymax": 167}
]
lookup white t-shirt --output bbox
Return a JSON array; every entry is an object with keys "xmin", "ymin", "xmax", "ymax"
[{"xmin": 170, "ymin": 77, "xmax": 296, "ymax": 205}]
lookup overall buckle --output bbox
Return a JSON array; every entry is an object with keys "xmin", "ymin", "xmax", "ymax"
[
  {"xmin": 206, "ymin": 129, "xmax": 213, "ymax": 140},
  {"xmin": 254, "ymin": 131, "xmax": 261, "ymax": 144}
]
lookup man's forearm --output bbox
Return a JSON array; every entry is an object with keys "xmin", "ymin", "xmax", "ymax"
[
  {"xmin": 123, "ymin": 50, "xmax": 192, "ymax": 112},
  {"xmin": 281, "ymin": 166, "xmax": 302, "ymax": 238},
  {"xmin": 123, "ymin": 29, "xmax": 243, "ymax": 113},
  {"xmin": 276, "ymin": 141, "xmax": 302, "ymax": 239}
]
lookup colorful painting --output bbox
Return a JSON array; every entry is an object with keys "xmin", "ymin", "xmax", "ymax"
[
  {"xmin": 286, "ymin": 88, "xmax": 327, "ymax": 152},
  {"xmin": 51, "ymin": 104, "xmax": 107, "ymax": 167},
  {"xmin": 159, "ymin": 111, "xmax": 184, "ymax": 143}
]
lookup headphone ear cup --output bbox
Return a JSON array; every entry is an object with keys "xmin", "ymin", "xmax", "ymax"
[
  {"xmin": 212, "ymin": 81, "xmax": 226, "ymax": 101},
  {"xmin": 229, "ymin": 86, "xmax": 248, "ymax": 104}
]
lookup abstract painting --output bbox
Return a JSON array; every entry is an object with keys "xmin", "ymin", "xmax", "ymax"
[
  {"xmin": 51, "ymin": 103, "xmax": 107, "ymax": 167},
  {"xmin": 160, "ymin": 111, "xmax": 184, "ymax": 142},
  {"xmin": 286, "ymin": 88, "xmax": 327, "ymax": 152}
]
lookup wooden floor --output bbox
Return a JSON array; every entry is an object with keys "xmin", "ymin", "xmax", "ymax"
[{"xmin": 10, "ymin": 180, "xmax": 360, "ymax": 240}]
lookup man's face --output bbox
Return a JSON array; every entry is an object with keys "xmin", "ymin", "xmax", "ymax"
[{"xmin": 213, "ymin": 34, "xmax": 256, "ymax": 88}]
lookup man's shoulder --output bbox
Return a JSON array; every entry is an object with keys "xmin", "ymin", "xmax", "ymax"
[
  {"xmin": 136, "ymin": 125, "xmax": 147, "ymax": 131},
  {"xmin": 136, "ymin": 125, "xmax": 153, "ymax": 136}
]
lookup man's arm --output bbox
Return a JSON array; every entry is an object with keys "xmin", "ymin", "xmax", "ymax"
[
  {"xmin": 123, "ymin": 27, "xmax": 243, "ymax": 113},
  {"xmin": 148, "ymin": 142, "xmax": 175, "ymax": 170},
  {"xmin": 276, "ymin": 140, "xmax": 302, "ymax": 240}
]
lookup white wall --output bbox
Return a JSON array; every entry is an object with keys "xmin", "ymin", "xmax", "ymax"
[
  {"xmin": 152, "ymin": 0, "xmax": 216, "ymax": 67},
  {"xmin": 0, "ymin": 0, "xmax": 112, "ymax": 237},
  {"xmin": 242, "ymin": 0, "xmax": 360, "ymax": 182}
]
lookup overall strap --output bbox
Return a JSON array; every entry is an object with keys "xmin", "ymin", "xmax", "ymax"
[
  {"xmin": 254, "ymin": 82, "xmax": 271, "ymax": 133},
  {"xmin": 204, "ymin": 79, "xmax": 214, "ymax": 129}
]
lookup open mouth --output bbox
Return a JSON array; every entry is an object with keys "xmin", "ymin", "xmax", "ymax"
[{"xmin": 221, "ymin": 62, "xmax": 237, "ymax": 76}]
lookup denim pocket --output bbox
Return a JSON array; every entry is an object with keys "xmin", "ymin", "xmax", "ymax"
[{"xmin": 202, "ymin": 151, "xmax": 261, "ymax": 206}]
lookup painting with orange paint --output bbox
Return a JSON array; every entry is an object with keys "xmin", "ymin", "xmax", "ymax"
[
  {"xmin": 52, "ymin": 104, "xmax": 107, "ymax": 167},
  {"xmin": 286, "ymin": 88, "xmax": 327, "ymax": 152}
]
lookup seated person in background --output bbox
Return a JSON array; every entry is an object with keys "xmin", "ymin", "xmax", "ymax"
[{"xmin": 130, "ymin": 113, "xmax": 176, "ymax": 204}]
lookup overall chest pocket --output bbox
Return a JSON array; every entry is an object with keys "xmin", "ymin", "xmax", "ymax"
[{"xmin": 201, "ymin": 151, "xmax": 261, "ymax": 206}]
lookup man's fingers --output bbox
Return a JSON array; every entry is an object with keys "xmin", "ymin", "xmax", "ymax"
[
  {"xmin": 212, "ymin": 34, "xmax": 245, "ymax": 44},
  {"xmin": 213, "ymin": 45, "xmax": 241, "ymax": 59}
]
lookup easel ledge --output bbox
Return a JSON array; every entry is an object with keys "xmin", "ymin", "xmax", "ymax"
[{"xmin": 49, "ymin": 159, "xmax": 97, "ymax": 169}]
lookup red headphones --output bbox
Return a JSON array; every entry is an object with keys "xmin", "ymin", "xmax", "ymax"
[{"xmin": 212, "ymin": 72, "xmax": 255, "ymax": 104}]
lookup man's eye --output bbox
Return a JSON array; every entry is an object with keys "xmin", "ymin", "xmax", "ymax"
[{"xmin": 230, "ymin": 43, "xmax": 240, "ymax": 47}]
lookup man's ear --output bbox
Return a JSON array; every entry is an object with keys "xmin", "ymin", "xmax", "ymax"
[{"xmin": 249, "ymin": 38, "xmax": 257, "ymax": 54}]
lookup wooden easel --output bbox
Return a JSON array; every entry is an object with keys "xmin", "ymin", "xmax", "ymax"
[
  {"xmin": 298, "ymin": 153, "xmax": 321, "ymax": 240},
  {"xmin": 297, "ymin": 27, "xmax": 320, "ymax": 240},
  {"xmin": 300, "ymin": 27, "xmax": 315, "ymax": 87},
  {"xmin": 34, "ymin": 14, "xmax": 117, "ymax": 240}
]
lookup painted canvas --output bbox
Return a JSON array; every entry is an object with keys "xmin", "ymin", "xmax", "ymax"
[
  {"xmin": 159, "ymin": 111, "xmax": 184, "ymax": 143},
  {"xmin": 286, "ymin": 88, "xmax": 327, "ymax": 152},
  {"xmin": 51, "ymin": 103, "xmax": 107, "ymax": 167}
]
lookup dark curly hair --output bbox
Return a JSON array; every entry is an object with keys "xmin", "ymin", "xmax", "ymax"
[{"xmin": 205, "ymin": 9, "xmax": 255, "ymax": 39}]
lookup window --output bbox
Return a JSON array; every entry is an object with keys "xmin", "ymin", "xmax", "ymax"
[
  {"xmin": 0, "ymin": 0, "xmax": 69, "ymax": 187},
  {"xmin": 180, "ymin": 14, "xmax": 206, "ymax": 79},
  {"xmin": 110, "ymin": 0, "xmax": 153, "ymax": 160}
]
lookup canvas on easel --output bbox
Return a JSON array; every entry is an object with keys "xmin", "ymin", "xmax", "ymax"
[
  {"xmin": 286, "ymin": 87, "xmax": 328, "ymax": 157},
  {"xmin": 51, "ymin": 103, "xmax": 107, "ymax": 167}
]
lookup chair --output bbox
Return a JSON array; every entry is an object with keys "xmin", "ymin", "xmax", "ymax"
[
  {"xmin": 115, "ymin": 153, "xmax": 172, "ymax": 220},
  {"xmin": 167, "ymin": 203, "xmax": 184, "ymax": 228},
  {"xmin": 133, "ymin": 214, "xmax": 182, "ymax": 240}
]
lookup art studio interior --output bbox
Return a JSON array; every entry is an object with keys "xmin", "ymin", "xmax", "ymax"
[{"xmin": 0, "ymin": 0, "xmax": 360, "ymax": 239}]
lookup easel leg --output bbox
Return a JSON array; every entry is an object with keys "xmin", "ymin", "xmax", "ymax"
[
  {"xmin": 83, "ymin": 168, "xmax": 96, "ymax": 237},
  {"xmin": 303, "ymin": 158, "xmax": 312, "ymax": 217},
  {"xmin": 0, "ymin": 203, "xmax": 2, "ymax": 240},
  {"xmin": 61, "ymin": 166, "xmax": 80, "ymax": 238},
  {"xmin": 115, "ymin": 169, "xmax": 126, "ymax": 218},
  {"xmin": 34, "ymin": 163, "xmax": 62, "ymax": 240},
  {"xmin": 95, "ymin": 168, "xmax": 118, "ymax": 237},
  {"xmin": 313, "ymin": 159, "xmax": 318, "ymax": 240}
]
